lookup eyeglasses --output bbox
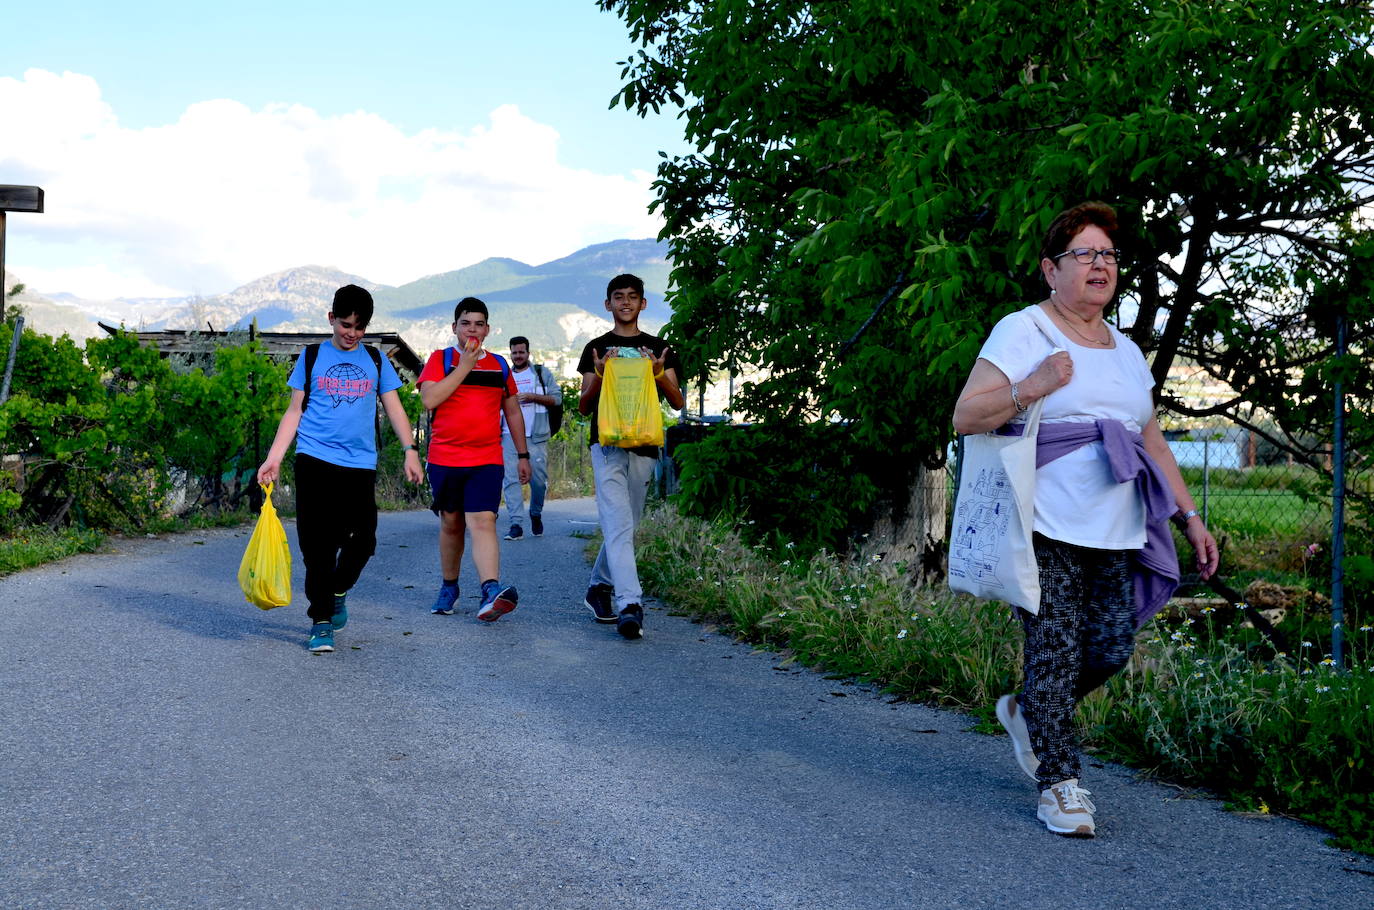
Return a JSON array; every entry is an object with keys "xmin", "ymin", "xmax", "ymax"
[{"xmin": 1052, "ymin": 247, "xmax": 1121, "ymax": 266}]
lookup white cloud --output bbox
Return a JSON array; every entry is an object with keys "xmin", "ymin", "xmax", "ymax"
[{"xmin": 0, "ymin": 69, "xmax": 662, "ymax": 297}]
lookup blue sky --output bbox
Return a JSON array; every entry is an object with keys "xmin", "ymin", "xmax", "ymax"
[{"xmin": 1, "ymin": 1, "xmax": 689, "ymax": 298}]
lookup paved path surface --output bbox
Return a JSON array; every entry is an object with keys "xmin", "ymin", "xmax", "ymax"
[{"xmin": 2, "ymin": 497, "xmax": 1372, "ymax": 910}]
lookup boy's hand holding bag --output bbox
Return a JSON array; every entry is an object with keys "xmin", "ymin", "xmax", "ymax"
[
  {"xmin": 238, "ymin": 482, "xmax": 292, "ymax": 610},
  {"xmin": 598, "ymin": 355, "xmax": 665, "ymax": 448}
]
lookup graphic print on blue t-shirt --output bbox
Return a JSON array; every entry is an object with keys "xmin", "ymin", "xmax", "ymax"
[{"xmin": 317, "ymin": 361, "xmax": 375, "ymax": 407}]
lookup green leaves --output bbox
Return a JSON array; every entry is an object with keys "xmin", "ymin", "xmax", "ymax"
[
  {"xmin": 0, "ymin": 324, "xmax": 292, "ymax": 530},
  {"xmin": 602, "ymin": 0, "xmax": 1374, "ymax": 549}
]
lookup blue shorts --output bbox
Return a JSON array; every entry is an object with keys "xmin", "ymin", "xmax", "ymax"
[{"xmin": 427, "ymin": 463, "xmax": 503, "ymax": 515}]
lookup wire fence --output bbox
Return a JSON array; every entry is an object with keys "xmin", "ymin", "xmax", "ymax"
[{"xmin": 1155, "ymin": 369, "xmax": 1364, "ymax": 594}]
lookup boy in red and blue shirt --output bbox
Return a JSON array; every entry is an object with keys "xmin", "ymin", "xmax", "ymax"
[{"xmin": 417, "ymin": 297, "xmax": 530, "ymax": 620}]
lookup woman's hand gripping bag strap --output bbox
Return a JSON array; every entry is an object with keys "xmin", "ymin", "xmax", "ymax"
[
  {"xmin": 238, "ymin": 482, "xmax": 292, "ymax": 610},
  {"xmin": 947, "ymin": 392, "xmax": 1046, "ymax": 613},
  {"xmin": 597, "ymin": 357, "xmax": 664, "ymax": 448}
]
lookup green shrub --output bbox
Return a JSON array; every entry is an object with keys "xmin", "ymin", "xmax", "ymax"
[
  {"xmin": 0, "ymin": 323, "xmax": 290, "ymax": 530},
  {"xmin": 671, "ymin": 422, "xmax": 880, "ymax": 558}
]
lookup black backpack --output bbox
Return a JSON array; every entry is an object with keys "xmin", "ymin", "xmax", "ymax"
[{"xmin": 535, "ymin": 364, "xmax": 564, "ymax": 437}]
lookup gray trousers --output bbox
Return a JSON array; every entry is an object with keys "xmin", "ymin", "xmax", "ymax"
[
  {"xmin": 501, "ymin": 434, "xmax": 548, "ymax": 527},
  {"xmin": 589, "ymin": 444, "xmax": 654, "ymax": 610}
]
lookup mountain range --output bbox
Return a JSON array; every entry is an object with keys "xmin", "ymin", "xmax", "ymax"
[{"xmin": 4, "ymin": 238, "xmax": 673, "ymax": 368}]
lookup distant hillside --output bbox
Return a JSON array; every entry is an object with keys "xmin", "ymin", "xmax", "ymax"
[
  {"xmin": 372, "ymin": 258, "xmax": 540, "ymax": 315},
  {"xmin": 3, "ymin": 272, "xmax": 103, "ymax": 341},
  {"xmin": 21, "ymin": 238, "xmax": 673, "ymax": 366},
  {"xmin": 382, "ymin": 238, "xmax": 672, "ymax": 323}
]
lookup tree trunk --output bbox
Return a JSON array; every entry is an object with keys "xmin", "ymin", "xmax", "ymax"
[{"xmin": 862, "ymin": 464, "xmax": 948, "ymax": 584}]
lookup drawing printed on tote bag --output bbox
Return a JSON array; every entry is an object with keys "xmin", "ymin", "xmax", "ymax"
[{"xmin": 948, "ymin": 467, "xmax": 1016, "ymax": 589}]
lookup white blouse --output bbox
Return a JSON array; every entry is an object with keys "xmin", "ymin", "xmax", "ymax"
[{"xmin": 976, "ymin": 304, "xmax": 1156, "ymax": 550}]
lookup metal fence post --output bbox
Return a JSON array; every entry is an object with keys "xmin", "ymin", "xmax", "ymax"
[
  {"xmin": 1331, "ymin": 312, "xmax": 1347, "ymax": 668},
  {"xmin": 0, "ymin": 315, "xmax": 24, "ymax": 406},
  {"xmin": 1202, "ymin": 437, "xmax": 1211, "ymax": 528}
]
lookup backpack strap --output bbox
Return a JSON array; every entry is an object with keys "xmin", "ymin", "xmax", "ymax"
[
  {"xmin": 363, "ymin": 344, "xmax": 383, "ymax": 374},
  {"xmin": 441, "ymin": 347, "xmax": 510, "ymax": 385},
  {"xmin": 363, "ymin": 344, "xmax": 384, "ymax": 449},
  {"xmin": 300, "ymin": 343, "xmax": 322, "ymax": 412}
]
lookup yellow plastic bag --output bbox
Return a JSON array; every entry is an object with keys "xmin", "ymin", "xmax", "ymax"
[
  {"xmin": 238, "ymin": 483, "xmax": 292, "ymax": 610},
  {"xmin": 598, "ymin": 357, "xmax": 664, "ymax": 448}
]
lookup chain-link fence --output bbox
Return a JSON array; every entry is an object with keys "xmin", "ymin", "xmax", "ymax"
[
  {"xmin": 1156, "ymin": 367, "xmax": 1367, "ymax": 658},
  {"xmin": 1156, "ymin": 368, "xmax": 1362, "ymax": 592}
]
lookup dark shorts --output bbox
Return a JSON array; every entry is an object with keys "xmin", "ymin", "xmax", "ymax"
[{"xmin": 428, "ymin": 463, "xmax": 503, "ymax": 515}]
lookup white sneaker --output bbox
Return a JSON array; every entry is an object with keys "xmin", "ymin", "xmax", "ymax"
[
  {"xmin": 996, "ymin": 695, "xmax": 1040, "ymax": 781},
  {"xmin": 1038, "ymin": 779, "xmax": 1096, "ymax": 837}
]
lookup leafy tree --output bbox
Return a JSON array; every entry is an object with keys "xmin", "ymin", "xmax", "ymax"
[{"xmin": 600, "ymin": 0, "xmax": 1374, "ymax": 569}]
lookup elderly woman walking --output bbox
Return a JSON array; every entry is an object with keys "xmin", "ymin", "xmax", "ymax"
[{"xmin": 952, "ymin": 201, "xmax": 1219, "ymax": 837}]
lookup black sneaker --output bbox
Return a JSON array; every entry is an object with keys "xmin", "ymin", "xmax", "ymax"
[
  {"xmin": 504, "ymin": 525, "xmax": 524, "ymax": 541},
  {"xmin": 585, "ymin": 584, "xmax": 616, "ymax": 623},
  {"xmin": 531, "ymin": 515, "xmax": 543, "ymax": 537},
  {"xmin": 617, "ymin": 604, "xmax": 644, "ymax": 640}
]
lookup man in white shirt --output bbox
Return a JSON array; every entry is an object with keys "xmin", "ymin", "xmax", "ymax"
[{"xmin": 501, "ymin": 337, "xmax": 558, "ymax": 539}]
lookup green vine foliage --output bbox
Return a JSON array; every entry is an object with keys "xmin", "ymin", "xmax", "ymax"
[
  {"xmin": 673, "ymin": 423, "xmax": 880, "ymax": 556},
  {"xmin": 600, "ymin": 0, "xmax": 1374, "ymax": 562},
  {"xmin": 0, "ymin": 322, "xmax": 289, "ymax": 530}
]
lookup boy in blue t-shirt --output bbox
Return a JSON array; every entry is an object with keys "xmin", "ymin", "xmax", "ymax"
[{"xmin": 257, "ymin": 285, "xmax": 425, "ymax": 653}]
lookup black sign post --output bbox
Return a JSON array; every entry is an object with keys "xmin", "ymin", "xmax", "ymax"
[{"xmin": 1, "ymin": 185, "xmax": 45, "ymax": 324}]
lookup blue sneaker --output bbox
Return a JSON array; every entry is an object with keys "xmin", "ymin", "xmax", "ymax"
[
  {"xmin": 331, "ymin": 593, "xmax": 348, "ymax": 630},
  {"xmin": 504, "ymin": 525, "xmax": 524, "ymax": 541},
  {"xmin": 308, "ymin": 622, "xmax": 335, "ymax": 653},
  {"xmin": 431, "ymin": 582, "xmax": 459, "ymax": 615},
  {"xmin": 477, "ymin": 582, "xmax": 518, "ymax": 622}
]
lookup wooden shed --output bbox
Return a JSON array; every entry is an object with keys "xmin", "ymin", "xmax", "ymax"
[{"xmin": 97, "ymin": 322, "xmax": 424, "ymax": 383}]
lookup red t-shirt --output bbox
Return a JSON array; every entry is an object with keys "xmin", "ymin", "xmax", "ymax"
[{"xmin": 417, "ymin": 349, "xmax": 517, "ymax": 467}]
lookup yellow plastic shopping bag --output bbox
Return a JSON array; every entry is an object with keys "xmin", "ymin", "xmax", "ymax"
[
  {"xmin": 238, "ymin": 482, "xmax": 292, "ymax": 610},
  {"xmin": 598, "ymin": 356, "xmax": 664, "ymax": 448}
]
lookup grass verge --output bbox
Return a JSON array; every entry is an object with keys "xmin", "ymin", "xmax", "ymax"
[
  {"xmin": 0, "ymin": 527, "xmax": 105, "ymax": 577},
  {"xmin": 635, "ymin": 502, "xmax": 1374, "ymax": 854}
]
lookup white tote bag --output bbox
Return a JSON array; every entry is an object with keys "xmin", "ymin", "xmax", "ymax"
[
  {"xmin": 947, "ymin": 394, "xmax": 1045, "ymax": 612},
  {"xmin": 947, "ymin": 306, "xmax": 1064, "ymax": 613}
]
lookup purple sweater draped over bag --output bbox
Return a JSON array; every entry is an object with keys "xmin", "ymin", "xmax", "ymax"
[{"xmin": 998, "ymin": 418, "xmax": 1180, "ymax": 627}]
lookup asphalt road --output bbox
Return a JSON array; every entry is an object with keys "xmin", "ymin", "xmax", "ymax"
[{"xmin": 2, "ymin": 497, "xmax": 1372, "ymax": 910}]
